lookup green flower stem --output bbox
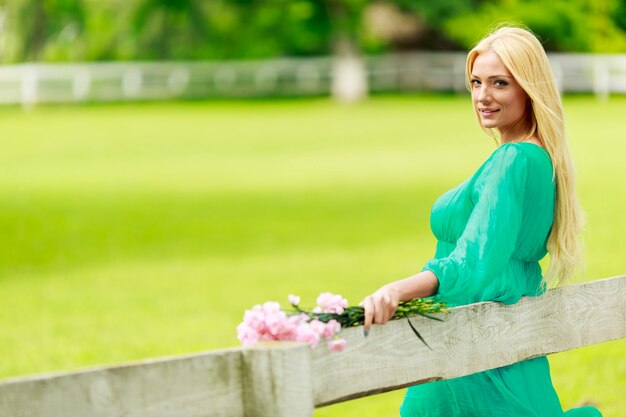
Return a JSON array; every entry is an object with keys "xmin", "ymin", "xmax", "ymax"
[{"xmin": 289, "ymin": 297, "xmax": 449, "ymax": 347}]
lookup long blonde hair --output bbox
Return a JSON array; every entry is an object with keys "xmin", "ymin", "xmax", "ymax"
[{"xmin": 466, "ymin": 25, "xmax": 584, "ymax": 287}]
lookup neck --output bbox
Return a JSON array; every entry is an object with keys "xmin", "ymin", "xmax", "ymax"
[
  {"xmin": 499, "ymin": 108, "xmax": 534, "ymax": 143},
  {"xmin": 499, "ymin": 124, "xmax": 532, "ymax": 143}
]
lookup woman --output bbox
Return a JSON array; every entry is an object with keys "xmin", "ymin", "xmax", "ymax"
[{"xmin": 360, "ymin": 26, "xmax": 602, "ymax": 417}]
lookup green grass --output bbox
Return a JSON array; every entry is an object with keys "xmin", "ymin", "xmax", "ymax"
[{"xmin": 0, "ymin": 96, "xmax": 624, "ymax": 415}]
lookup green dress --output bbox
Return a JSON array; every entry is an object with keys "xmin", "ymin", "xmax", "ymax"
[{"xmin": 400, "ymin": 142, "xmax": 602, "ymax": 417}]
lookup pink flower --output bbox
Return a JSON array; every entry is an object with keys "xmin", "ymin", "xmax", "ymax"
[
  {"xmin": 243, "ymin": 308, "xmax": 266, "ymax": 332},
  {"xmin": 288, "ymin": 294, "xmax": 300, "ymax": 306},
  {"xmin": 328, "ymin": 339, "xmax": 347, "ymax": 352},
  {"xmin": 322, "ymin": 319, "xmax": 341, "ymax": 340},
  {"xmin": 259, "ymin": 332, "xmax": 275, "ymax": 342},
  {"xmin": 237, "ymin": 322, "xmax": 261, "ymax": 346},
  {"xmin": 237, "ymin": 295, "xmax": 348, "ymax": 351},
  {"xmin": 288, "ymin": 313, "xmax": 308, "ymax": 325},
  {"xmin": 316, "ymin": 292, "xmax": 349, "ymax": 314},
  {"xmin": 265, "ymin": 310, "xmax": 289, "ymax": 336},
  {"xmin": 276, "ymin": 324, "xmax": 298, "ymax": 341},
  {"xmin": 262, "ymin": 301, "xmax": 281, "ymax": 313},
  {"xmin": 295, "ymin": 323, "xmax": 321, "ymax": 348},
  {"xmin": 308, "ymin": 319, "xmax": 327, "ymax": 337}
]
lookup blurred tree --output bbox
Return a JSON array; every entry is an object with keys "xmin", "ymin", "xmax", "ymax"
[
  {"xmin": 611, "ymin": 0, "xmax": 626, "ymax": 31},
  {"xmin": 132, "ymin": 0, "xmax": 208, "ymax": 59},
  {"xmin": 361, "ymin": 1, "xmax": 465, "ymax": 52},
  {"xmin": 324, "ymin": 0, "xmax": 366, "ymax": 53},
  {"xmin": 2, "ymin": 0, "xmax": 626, "ymax": 63},
  {"xmin": 203, "ymin": 0, "xmax": 352, "ymax": 59},
  {"xmin": 80, "ymin": 1, "xmax": 133, "ymax": 61},
  {"xmin": 437, "ymin": 0, "xmax": 626, "ymax": 52},
  {"xmin": 16, "ymin": 0, "xmax": 47, "ymax": 60},
  {"xmin": 202, "ymin": 0, "xmax": 331, "ymax": 59},
  {"xmin": 205, "ymin": 0, "xmax": 369, "ymax": 100},
  {"xmin": 323, "ymin": 0, "xmax": 369, "ymax": 101},
  {"xmin": 5, "ymin": 0, "xmax": 85, "ymax": 61}
]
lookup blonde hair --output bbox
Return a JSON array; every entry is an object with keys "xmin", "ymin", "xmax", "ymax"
[{"xmin": 466, "ymin": 25, "xmax": 584, "ymax": 287}]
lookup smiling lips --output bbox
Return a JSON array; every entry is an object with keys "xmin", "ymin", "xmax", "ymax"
[{"xmin": 480, "ymin": 108, "xmax": 500, "ymax": 117}]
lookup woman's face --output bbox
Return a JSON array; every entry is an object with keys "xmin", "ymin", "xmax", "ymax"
[{"xmin": 470, "ymin": 51, "xmax": 529, "ymax": 141}]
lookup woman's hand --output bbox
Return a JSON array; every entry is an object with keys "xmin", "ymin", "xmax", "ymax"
[
  {"xmin": 359, "ymin": 284, "xmax": 401, "ymax": 335},
  {"xmin": 359, "ymin": 271, "xmax": 439, "ymax": 336}
]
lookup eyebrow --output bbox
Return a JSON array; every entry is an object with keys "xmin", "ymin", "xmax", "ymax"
[{"xmin": 471, "ymin": 74, "xmax": 512, "ymax": 79}]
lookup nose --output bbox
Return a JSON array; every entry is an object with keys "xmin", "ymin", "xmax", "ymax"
[{"xmin": 476, "ymin": 84, "xmax": 491, "ymax": 103}]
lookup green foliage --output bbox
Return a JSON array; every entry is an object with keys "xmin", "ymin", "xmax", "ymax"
[
  {"xmin": 613, "ymin": 0, "xmax": 626, "ymax": 31},
  {"xmin": 202, "ymin": 0, "xmax": 333, "ymax": 59},
  {"xmin": 3, "ymin": 0, "xmax": 86, "ymax": 61},
  {"xmin": 131, "ymin": 0, "xmax": 209, "ymax": 59},
  {"xmin": 397, "ymin": 0, "xmax": 481, "ymax": 27},
  {"xmin": 3, "ymin": 0, "xmax": 625, "ymax": 62},
  {"xmin": 441, "ymin": 0, "xmax": 626, "ymax": 52}
]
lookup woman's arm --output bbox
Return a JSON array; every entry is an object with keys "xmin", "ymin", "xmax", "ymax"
[{"xmin": 360, "ymin": 270, "xmax": 439, "ymax": 334}]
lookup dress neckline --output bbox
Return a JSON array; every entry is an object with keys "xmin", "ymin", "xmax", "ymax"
[{"xmin": 501, "ymin": 141, "xmax": 549, "ymax": 157}]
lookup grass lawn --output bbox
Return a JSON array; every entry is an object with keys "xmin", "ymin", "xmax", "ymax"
[{"xmin": 0, "ymin": 95, "xmax": 624, "ymax": 415}]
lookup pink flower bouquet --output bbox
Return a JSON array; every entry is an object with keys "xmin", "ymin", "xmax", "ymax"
[{"xmin": 237, "ymin": 292, "xmax": 448, "ymax": 352}]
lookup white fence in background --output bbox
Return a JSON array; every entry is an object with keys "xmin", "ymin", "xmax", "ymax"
[{"xmin": 0, "ymin": 53, "xmax": 625, "ymax": 106}]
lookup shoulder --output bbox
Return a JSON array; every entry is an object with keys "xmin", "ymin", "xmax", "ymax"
[
  {"xmin": 478, "ymin": 143, "xmax": 554, "ymax": 194},
  {"xmin": 472, "ymin": 143, "xmax": 552, "ymax": 188},
  {"xmin": 471, "ymin": 144, "xmax": 535, "ymax": 193},
  {"xmin": 484, "ymin": 143, "xmax": 532, "ymax": 174},
  {"xmin": 488, "ymin": 142, "xmax": 553, "ymax": 169}
]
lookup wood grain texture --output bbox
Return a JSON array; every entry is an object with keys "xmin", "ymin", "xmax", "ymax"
[
  {"xmin": 241, "ymin": 342, "xmax": 313, "ymax": 417},
  {"xmin": 311, "ymin": 275, "xmax": 626, "ymax": 407},
  {"xmin": 0, "ymin": 342, "xmax": 314, "ymax": 417},
  {"xmin": 0, "ymin": 348, "xmax": 246, "ymax": 417}
]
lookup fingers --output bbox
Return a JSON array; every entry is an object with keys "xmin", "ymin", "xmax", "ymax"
[
  {"xmin": 373, "ymin": 294, "xmax": 387, "ymax": 324},
  {"xmin": 384, "ymin": 294, "xmax": 399, "ymax": 322},
  {"xmin": 362, "ymin": 291, "xmax": 400, "ymax": 336},
  {"xmin": 362, "ymin": 296, "xmax": 374, "ymax": 333}
]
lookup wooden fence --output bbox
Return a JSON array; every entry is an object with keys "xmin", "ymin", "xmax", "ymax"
[{"xmin": 0, "ymin": 275, "xmax": 624, "ymax": 417}]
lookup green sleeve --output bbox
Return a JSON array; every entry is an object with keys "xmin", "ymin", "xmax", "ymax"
[{"xmin": 423, "ymin": 144, "xmax": 529, "ymax": 301}]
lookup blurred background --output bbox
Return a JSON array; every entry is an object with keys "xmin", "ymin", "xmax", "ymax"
[
  {"xmin": 1, "ymin": 0, "xmax": 626, "ymax": 103},
  {"xmin": 0, "ymin": 1, "xmax": 624, "ymax": 416}
]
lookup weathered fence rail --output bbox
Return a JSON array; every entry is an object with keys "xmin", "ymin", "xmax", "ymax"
[{"xmin": 1, "ymin": 275, "xmax": 624, "ymax": 417}]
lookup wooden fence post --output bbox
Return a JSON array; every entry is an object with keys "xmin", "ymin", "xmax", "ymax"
[{"xmin": 241, "ymin": 342, "xmax": 313, "ymax": 417}]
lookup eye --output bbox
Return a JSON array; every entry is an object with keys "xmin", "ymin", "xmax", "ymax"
[
  {"xmin": 470, "ymin": 79, "xmax": 481, "ymax": 87},
  {"xmin": 494, "ymin": 80, "xmax": 509, "ymax": 87}
]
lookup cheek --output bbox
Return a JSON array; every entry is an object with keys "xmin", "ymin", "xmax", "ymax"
[
  {"xmin": 510, "ymin": 89, "xmax": 528, "ymax": 113},
  {"xmin": 512, "ymin": 97, "xmax": 528, "ymax": 119}
]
